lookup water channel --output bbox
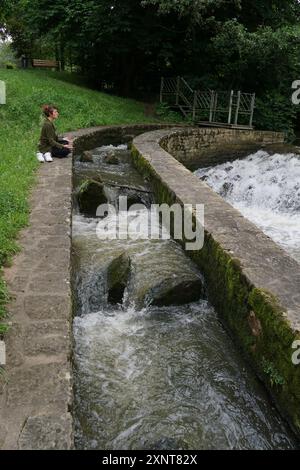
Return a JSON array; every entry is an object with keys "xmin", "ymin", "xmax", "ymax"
[{"xmin": 72, "ymin": 143, "xmax": 298, "ymax": 450}]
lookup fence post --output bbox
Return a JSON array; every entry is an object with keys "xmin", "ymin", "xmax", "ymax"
[
  {"xmin": 176, "ymin": 76, "xmax": 180, "ymax": 106},
  {"xmin": 192, "ymin": 90, "xmax": 197, "ymax": 121},
  {"xmin": 209, "ymin": 91, "xmax": 214, "ymax": 122},
  {"xmin": 0, "ymin": 81, "xmax": 6, "ymax": 105},
  {"xmin": 213, "ymin": 92, "xmax": 218, "ymax": 122},
  {"xmin": 228, "ymin": 90, "xmax": 234, "ymax": 124},
  {"xmin": 249, "ymin": 93, "xmax": 255, "ymax": 127},
  {"xmin": 160, "ymin": 77, "xmax": 164, "ymax": 103},
  {"xmin": 234, "ymin": 91, "xmax": 241, "ymax": 125}
]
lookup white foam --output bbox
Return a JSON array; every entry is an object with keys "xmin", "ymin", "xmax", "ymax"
[{"xmin": 195, "ymin": 150, "xmax": 300, "ymax": 262}]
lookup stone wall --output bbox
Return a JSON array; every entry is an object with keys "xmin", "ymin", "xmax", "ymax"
[
  {"xmin": 160, "ymin": 128, "xmax": 285, "ymax": 170},
  {"xmin": 71, "ymin": 123, "xmax": 182, "ymax": 156},
  {"xmin": 131, "ymin": 128, "xmax": 300, "ymax": 437}
]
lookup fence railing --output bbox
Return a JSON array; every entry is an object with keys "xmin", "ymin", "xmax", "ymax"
[{"xmin": 160, "ymin": 77, "xmax": 255, "ymax": 128}]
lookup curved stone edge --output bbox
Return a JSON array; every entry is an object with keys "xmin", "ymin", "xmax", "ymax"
[
  {"xmin": 131, "ymin": 127, "xmax": 300, "ymax": 437},
  {"xmin": 160, "ymin": 127, "xmax": 287, "ymax": 170},
  {"xmin": 69, "ymin": 123, "xmax": 184, "ymax": 156}
]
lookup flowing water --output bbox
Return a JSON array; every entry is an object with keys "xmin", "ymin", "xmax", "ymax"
[
  {"xmin": 72, "ymin": 145, "xmax": 298, "ymax": 450},
  {"xmin": 195, "ymin": 150, "xmax": 300, "ymax": 263}
]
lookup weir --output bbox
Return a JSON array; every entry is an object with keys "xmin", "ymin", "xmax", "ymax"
[
  {"xmin": 195, "ymin": 149, "xmax": 300, "ymax": 264},
  {"xmin": 70, "ymin": 124, "xmax": 300, "ymax": 449}
]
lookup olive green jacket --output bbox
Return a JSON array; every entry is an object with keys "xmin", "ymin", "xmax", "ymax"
[{"xmin": 38, "ymin": 119, "xmax": 65, "ymax": 153}]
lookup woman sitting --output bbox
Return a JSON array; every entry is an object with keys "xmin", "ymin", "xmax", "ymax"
[{"xmin": 36, "ymin": 104, "xmax": 73, "ymax": 162}]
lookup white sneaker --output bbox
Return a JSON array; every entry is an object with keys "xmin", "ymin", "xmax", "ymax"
[
  {"xmin": 44, "ymin": 152, "xmax": 53, "ymax": 162},
  {"xmin": 36, "ymin": 152, "xmax": 45, "ymax": 163}
]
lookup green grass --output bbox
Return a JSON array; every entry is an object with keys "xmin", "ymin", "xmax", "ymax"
[{"xmin": 0, "ymin": 68, "xmax": 162, "ymax": 330}]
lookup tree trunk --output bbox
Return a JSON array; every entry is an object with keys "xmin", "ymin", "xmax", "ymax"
[
  {"xmin": 119, "ymin": 53, "xmax": 135, "ymax": 96},
  {"xmin": 59, "ymin": 33, "xmax": 65, "ymax": 71}
]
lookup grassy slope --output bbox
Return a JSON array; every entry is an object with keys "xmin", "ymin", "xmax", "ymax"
[{"xmin": 0, "ymin": 69, "xmax": 158, "ymax": 330}]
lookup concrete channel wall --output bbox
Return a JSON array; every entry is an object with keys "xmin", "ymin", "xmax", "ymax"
[{"xmin": 131, "ymin": 127, "xmax": 300, "ymax": 437}]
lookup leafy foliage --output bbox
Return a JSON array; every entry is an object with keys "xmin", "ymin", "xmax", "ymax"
[
  {"xmin": 155, "ymin": 102, "xmax": 185, "ymax": 123},
  {"xmin": 0, "ymin": 42, "xmax": 17, "ymax": 68},
  {"xmin": 208, "ymin": 21, "xmax": 300, "ymax": 133},
  {"xmin": 2, "ymin": 1, "xmax": 300, "ymax": 131},
  {"xmin": 262, "ymin": 357, "xmax": 285, "ymax": 387},
  {"xmin": 255, "ymin": 91, "xmax": 297, "ymax": 138}
]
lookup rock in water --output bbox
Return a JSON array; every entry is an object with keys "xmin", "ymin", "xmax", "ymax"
[
  {"xmin": 72, "ymin": 234, "xmax": 128, "ymax": 313},
  {"xmin": 80, "ymin": 150, "xmax": 93, "ymax": 162},
  {"xmin": 145, "ymin": 277, "xmax": 203, "ymax": 307},
  {"xmin": 78, "ymin": 179, "xmax": 107, "ymax": 217},
  {"xmin": 104, "ymin": 150, "xmax": 119, "ymax": 165},
  {"xmin": 125, "ymin": 242, "xmax": 203, "ymax": 308}
]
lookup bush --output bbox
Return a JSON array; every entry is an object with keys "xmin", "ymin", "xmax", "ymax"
[
  {"xmin": 254, "ymin": 90, "xmax": 296, "ymax": 140},
  {"xmin": 155, "ymin": 102, "xmax": 186, "ymax": 122},
  {"xmin": 0, "ymin": 43, "xmax": 17, "ymax": 69}
]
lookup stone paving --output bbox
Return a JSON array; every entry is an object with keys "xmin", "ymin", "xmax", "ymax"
[{"xmin": 0, "ymin": 158, "xmax": 73, "ymax": 450}]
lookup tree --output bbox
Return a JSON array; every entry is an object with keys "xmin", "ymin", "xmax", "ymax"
[{"xmin": 4, "ymin": 0, "xmax": 300, "ymax": 133}]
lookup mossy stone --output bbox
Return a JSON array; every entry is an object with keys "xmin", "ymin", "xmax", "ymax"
[
  {"xmin": 77, "ymin": 179, "xmax": 107, "ymax": 217},
  {"xmin": 107, "ymin": 252, "xmax": 131, "ymax": 304}
]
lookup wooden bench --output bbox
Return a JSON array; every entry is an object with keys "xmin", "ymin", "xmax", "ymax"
[{"xmin": 32, "ymin": 59, "xmax": 61, "ymax": 70}]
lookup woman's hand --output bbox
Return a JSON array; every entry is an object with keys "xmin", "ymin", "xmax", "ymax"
[
  {"xmin": 63, "ymin": 136, "xmax": 73, "ymax": 144},
  {"xmin": 64, "ymin": 144, "xmax": 73, "ymax": 150}
]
